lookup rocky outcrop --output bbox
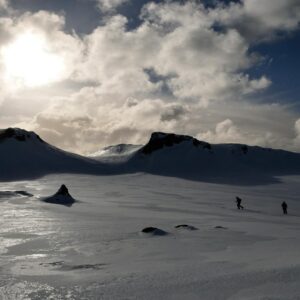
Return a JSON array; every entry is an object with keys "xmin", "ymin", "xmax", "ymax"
[
  {"xmin": 141, "ymin": 227, "xmax": 168, "ymax": 236},
  {"xmin": 140, "ymin": 132, "xmax": 211, "ymax": 155},
  {"xmin": 42, "ymin": 185, "xmax": 76, "ymax": 207}
]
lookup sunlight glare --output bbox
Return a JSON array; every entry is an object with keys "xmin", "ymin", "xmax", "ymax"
[{"xmin": 2, "ymin": 32, "xmax": 65, "ymax": 87}]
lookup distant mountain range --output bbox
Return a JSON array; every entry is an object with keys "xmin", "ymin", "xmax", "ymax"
[{"xmin": 1, "ymin": 128, "xmax": 300, "ymax": 184}]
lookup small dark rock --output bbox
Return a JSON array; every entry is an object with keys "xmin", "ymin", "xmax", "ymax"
[
  {"xmin": 215, "ymin": 226, "xmax": 228, "ymax": 230},
  {"xmin": 15, "ymin": 191, "xmax": 34, "ymax": 197},
  {"xmin": 141, "ymin": 227, "xmax": 168, "ymax": 236},
  {"xmin": 175, "ymin": 224, "xmax": 198, "ymax": 230},
  {"xmin": 0, "ymin": 190, "xmax": 33, "ymax": 198}
]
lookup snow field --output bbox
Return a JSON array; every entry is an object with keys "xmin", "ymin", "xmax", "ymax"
[{"xmin": 0, "ymin": 173, "xmax": 299, "ymax": 299}]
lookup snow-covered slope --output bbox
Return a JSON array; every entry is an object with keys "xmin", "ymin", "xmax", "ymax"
[
  {"xmin": 0, "ymin": 128, "xmax": 108, "ymax": 180},
  {"xmin": 89, "ymin": 144, "xmax": 142, "ymax": 162},
  {"xmin": 2, "ymin": 128, "xmax": 300, "ymax": 183},
  {"xmin": 127, "ymin": 132, "xmax": 300, "ymax": 183}
]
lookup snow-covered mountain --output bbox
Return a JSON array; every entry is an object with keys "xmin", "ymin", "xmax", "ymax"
[
  {"xmin": 2, "ymin": 128, "xmax": 300, "ymax": 183},
  {"xmin": 126, "ymin": 132, "xmax": 300, "ymax": 183},
  {"xmin": 89, "ymin": 144, "xmax": 142, "ymax": 162},
  {"xmin": 0, "ymin": 128, "xmax": 108, "ymax": 180}
]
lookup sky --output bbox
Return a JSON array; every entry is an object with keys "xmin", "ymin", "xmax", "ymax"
[{"xmin": 0, "ymin": 0, "xmax": 299, "ymax": 154}]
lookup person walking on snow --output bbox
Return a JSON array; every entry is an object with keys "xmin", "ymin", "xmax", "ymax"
[
  {"xmin": 281, "ymin": 201, "xmax": 288, "ymax": 215},
  {"xmin": 236, "ymin": 196, "xmax": 244, "ymax": 210}
]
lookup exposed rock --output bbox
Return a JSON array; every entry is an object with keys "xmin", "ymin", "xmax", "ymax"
[
  {"xmin": 0, "ymin": 128, "xmax": 44, "ymax": 143},
  {"xmin": 0, "ymin": 190, "xmax": 33, "ymax": 198},
  {"xmin": 214, "ymin": 226, "xmax": 228, "ymax": 229},
  {"xmin": 56, "ymin": 184, "xmax": 69, "ymax": 196},
  {"xmin": 15, "ymin": 191, "xmax": 34, "ymax": 197},
  {"xmin": 141, "ymin": 227, "xmax": 168, "ymax": 236},
  {"xmin": 141, "ymin": 132, "xmax": 211, "ymax": 155},
  {"xmin": 40, "ymin": 261, "xmax": 106, "ymax": 271},
  {"xmin": 175, "ymin": 224, "xmax": 198, "ymax": 230},
  {"xmin": 42, "ymin": 184, "xmax": 76, "ymax": 207}
]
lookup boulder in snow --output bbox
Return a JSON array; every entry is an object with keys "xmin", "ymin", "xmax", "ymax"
[
  {"xmin": 175, "ymin": 224, "xmax": 198, "ymax": 231},
  {"xmin": 42, "ymin": 184, "xmax": 76, "ymax": 207},
  {"xmin": 141, "ymin": 227, "xmax": 168, "ymax": 236},
  {"xmin": 0, "ymin": 190, "xmax": 33, "ymax": 199},
  {"xmin": 214, "ymin": 226, "xmax": 228, "ymax": 230}
]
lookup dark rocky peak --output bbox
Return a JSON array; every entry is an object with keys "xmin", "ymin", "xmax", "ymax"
[
  {"xmin": 56, "ymin": 184, "xmax": 70, "ymax": 196},
  {"xmin": 0, "ymin": 128, "xmax": 44, "ymax": 143},
  {"xmin": 141, "ymin": 132, "xmax": 211, "ymax": 155},
  {"xmin": 42, "ymin": 184, "xmax": 76, "ymax": 207}
]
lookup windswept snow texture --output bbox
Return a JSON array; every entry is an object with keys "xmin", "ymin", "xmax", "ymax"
[
  {"xmin": 0, "ymin": 173, "xmax": 300, "ymax": 299},
  {"xmin": 0, "ymin": 128, "xmax": 109, "ymax": 180}
]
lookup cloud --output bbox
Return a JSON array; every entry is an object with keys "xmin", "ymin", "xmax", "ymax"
[
  {"xmin": 293, "ymin": 119, "xmax": 300, "ymax": 149},
  {"xmin": 199, "ymin": 119, "xmax": 243, "ymax": 144},
  {"xmin": 97, "ymin": 0, "xmax": 131, "ymax": 12},
  {"xmin": 19, "ymin": 85, "xmax": 298, "ymax": 155},
  {"xmin": 195, "ymin": 102, "xmax": 298, "ymax": 150},
  {"xmin": 211, "ymin": 0, "xmax": 300, "ymax": 42},
  {"xmin": 25, "ymin": 90, "xmax": 191, "ymax": 153},
  {"xmin": 2, "ymin": 0, "xmax": 300, "ymax": 154},
  {"xmin": 0, "ymin": 0, "xmax": 8, "ymax": 10},
  {"xmin": 160, "ymin": 104, "xmax": 186, "ymax": 122},
  {"xmin": 76, "ymin": 2, "xmax": 271, "ymax": 106}
]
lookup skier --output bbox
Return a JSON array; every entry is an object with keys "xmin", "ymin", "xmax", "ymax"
[
  {"xmin": 236, "ymin": 196, "xmax": 244, "ymax": 210},
  {"xmin": 281, "ymin": 201, "xmax": 288, "ymax": 215}
]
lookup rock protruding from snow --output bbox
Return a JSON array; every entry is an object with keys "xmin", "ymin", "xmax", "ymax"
[
  {"xmin": 215, "ymin": 226, "xmax": 228, "ymax": 230},
  {"xmin": 175, "ymin": 224, "xmax": 198, "ymax": 231},
  {"xmin": 141, "ymin": 132, "xmax": 211, "ymax": 155},
  {"xmin": 42, "ymin": 185, "xmax": 76, "ymax": 207},
  {"xmin": 141, "ymin": 227, "xmax": 168, "ymax": 236},
  {"xmin": 0, "ymin": 190, "xmax": 33, "ymax": 198}
]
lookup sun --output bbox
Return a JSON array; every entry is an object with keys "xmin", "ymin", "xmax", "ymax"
[{"xmin": 2, "ymin": 31, "xmax": 65, "ymax": 88}]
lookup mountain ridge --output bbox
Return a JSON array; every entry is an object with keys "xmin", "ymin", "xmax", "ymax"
[
  {"xmin": 0, "ymin": 127, "xmax": 109, "ymax": 181},
  {"xmin": 1, "ymin": 127, "xmax": 300, "ymax": 184}
]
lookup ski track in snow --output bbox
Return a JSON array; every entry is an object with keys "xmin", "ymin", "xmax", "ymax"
[{"xmin": 0, "ymin": 173, "xmax": 300, "ymax": 299}]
